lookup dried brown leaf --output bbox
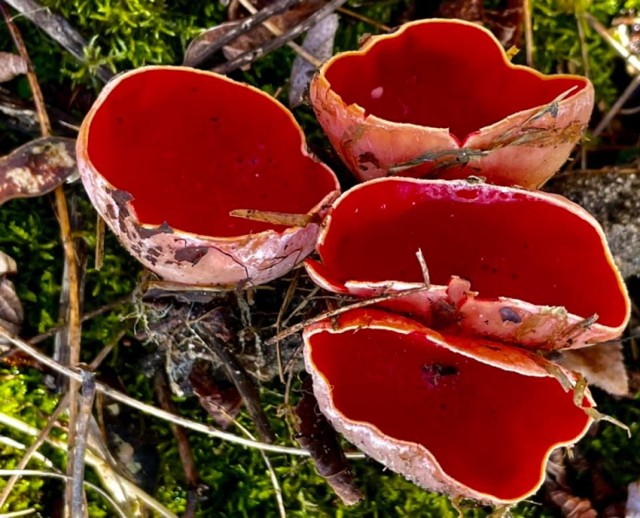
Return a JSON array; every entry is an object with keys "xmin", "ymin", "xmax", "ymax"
[
  {"xmin": 295, "ymin": 377, "xmax": 363, "ymax": 506},
  {"xmin": 184, "ymin": 1, "xmax": 324, "ymax": 69},
  {"xmin": 0, "ymin": 52, "xmax": 27, "ymax": 83},
  {"xmin": 556, "ymin": 343, "xmax": 629, "ymax": 396},
  {"xmin": 0, "ymin": 137, "xmax": 76, "ymax": 205},
  {"xmin": 189, "ymin": 362, "xmax": 242, "ymax": 430}
]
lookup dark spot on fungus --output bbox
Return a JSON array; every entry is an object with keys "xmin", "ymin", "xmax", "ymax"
[
  {"xmin": 358, "ymin": 152, "xmax": 380, "ymax": 170},
  {"xmin": 499, "ymin": 307, "xmax": 522, "ymax": 324},
  {"xmin": 421, "ymin": 363, "xmax": 459, "ymax": 388},
  {"xmin": 147, "ymin": 246, "xmax": 162, "ymax": 258},
  {"xmin": 145, "ymin": 253, "xmax": 158, "ymax": 266},
  {"xmin": 110, "ymin": 189, "xmax": 134, "ymax": 233},
  {"xmin": 175, "ymin": 246, "xmax": 209, "ymax": 265},
  {"xmin": 106, "ymin": 204, "xmax": 116, "ymax": 220},
  {"xmin": 138, "ymin": 222, "xmax": 174, "ymax": 239}
]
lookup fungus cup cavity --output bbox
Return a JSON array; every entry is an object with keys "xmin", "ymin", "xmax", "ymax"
[
  {"xmin": 311, "ymin": 19, "xmax": 594, "ymax": 186},
  {"xmin": 77, "ymin": 66, "xmax": 340, "ymax": 286},
  {"xmin": 306, "ymin": 178, "xmax": 629, "ymax": 349},
  {"xmin": 304, "ymin": 308, "xmax": 593, "ymax": 504}
]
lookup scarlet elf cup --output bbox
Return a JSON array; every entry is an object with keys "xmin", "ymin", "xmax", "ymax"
[{"xmin": 77, "ymin": 66, "xmax": 339, "ymax": 287}]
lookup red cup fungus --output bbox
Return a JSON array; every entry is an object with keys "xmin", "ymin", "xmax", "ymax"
[
  {"xmin": 306, "ymin": 178, "xmax": 630, "ymax": 349},
  {"xmin": 311, "ymin": 19, "xmax": 594, "ymax": 187},
  {"xmin": 304, "ymin": 308, "xmax": 593, "ymax": 504},
  {"xmin": 77, "ymin": 66, "xmax": 340, "ymax": 287}
]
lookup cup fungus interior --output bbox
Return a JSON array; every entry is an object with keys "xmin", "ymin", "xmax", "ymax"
[
  {"xmin": 85, "ymin": 68, "xmax": 337, "ymax": 237},
  {"xmin": 307, "ymin": 317, "xmax": 590, "ymax": 501},
  {"xmin": 316, "ymin": 180, "xmax": 627, "ymax": 328},
  {"xmin": 323, "ymin": 21, "xmax": 586, "ymax": 143}
]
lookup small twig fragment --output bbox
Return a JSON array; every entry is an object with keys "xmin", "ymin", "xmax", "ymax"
[{"xmin": 230, "ymin": 208, "xmax": 314, "ymax": 227}]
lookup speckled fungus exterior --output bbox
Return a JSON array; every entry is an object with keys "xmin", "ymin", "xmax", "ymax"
[
  {"xmin": 306, "ymin": 178, "xmax": 630, "ymax": 349},
  {"xmin": 304, "ymin": 309, "xmax": 593, "ymax": 504},
  {"xmin": 311, "ymin": 19, "xmax": 594, "ymax": 187},
  {"xmin": 77, "ymin": 66, "xmax": 340, "ymax": 287}
]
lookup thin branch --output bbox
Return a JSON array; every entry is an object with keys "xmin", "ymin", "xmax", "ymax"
[
  {"xmin": 0, "ymin": 469, "xmax": 126, "ymax": 518},
  {"xmin": 0, "ymin": 396, "xmax": 67, "ymax": 509},
  {"xmin": 0, "ymin": 340, "xmax": 115, "ymax": 511},
  {"xmin": 266, "ymin": 285, "xmax": 431, "ymax": 346},
  {"xmin": 1, "ymin": 0, "xmax": 113, "ymax": 82},
  {"xmin": 0, "ymin": 328, "xmax": 364, "ymax": 456},
  {"xmin": 28, "ymin": 293, "xmax": 132, "ymax": 345},
  {"xmin": 0, "ymin": 409, "xmax": 179, "ymax": 517},
  {"xmin": 336, "ymin": 6, "xmax": 391, "ymax": 32},
  {"xmin": 184, "ymin": 0, "xmax": 303, "ymax": 67},
  {"xmin": 214, "ymin": 0, "xmax": 348, "ymax": 74},
  {"xmin": 70, "ymin": 370, "xmax": 96, "ymax": 517}
]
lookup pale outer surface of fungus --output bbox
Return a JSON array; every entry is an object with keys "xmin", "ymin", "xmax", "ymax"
[
  {"xmin": 311, "ymin": 19, "xmax": 594, "ymax": 187},
  {"xmin": 306, "ymin": 178, "xmax": 630, "ymax": 350},
  {"xmin": 77, "ymin": 67, "xmax": 340, "ymax": 287},
  {"xmin": 303, "ymin": 313, "xmax": 594, "ymax": 504}
]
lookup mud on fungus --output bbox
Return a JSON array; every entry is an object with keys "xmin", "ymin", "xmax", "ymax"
[
  {"xmin": 304, "ymin": 309, "xmax": 593, "ymax": 504},
  {"xmin": 311, "ymin": 19, "xmax": 594, "ymax": 187},
  {"xmin": 306, "ymin": 178, "xmax": 630, "ymax": 349},
  {"xmin": 77, "ymin": 66, "xmax": 340, "ymax": 287}
]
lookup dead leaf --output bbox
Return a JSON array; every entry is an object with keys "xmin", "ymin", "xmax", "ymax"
[
  {"xmin": 0, "ymin": 137, "xmax": 76, "ymax": 205},
  {"xmin": 0, "ymin": 250, "xmax": 22, "ymax": 343},
  {"xmin": 189, "ymin": 361, "xmax": 243, "ymax": 430},
  {"xmin": 295, "ymin": 377, "xmax": 363, "ymax": 506},
  {"xmin": 628, "ymin": 480, "xmax": 640, "ymax": 518},
  {"xmin": 184, "ymin": 1, "xmax": 324, "ymax": 69},
  {"xmin": 289, "ymin": 13, "xmax": 339, "ymax": 107},
  {"xmin": 555, "ymin": 343, "xmax": 629, "ymax": 396},
  {"xmin": 0, "ymin": 52, "xmax": 27, "ymax": 83}
]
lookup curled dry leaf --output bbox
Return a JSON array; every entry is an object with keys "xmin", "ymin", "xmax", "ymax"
[
  {"xmin": 0, "ymin": 52, "xmax": 27, "ymax": 83},
  {"xmin": 555, "ymin": 343, "xmax": 629, "ymax": 396},
  {"xmin": 0, "ymin": 137, "xmax": 76, "ymax": 205},
  {"xmin": 295, "ymin": 377, "xmax": 363, "ymax": 506},
  {"xmin": 289, "ymin": 13, "xmax": 339, "ymax": 107}
]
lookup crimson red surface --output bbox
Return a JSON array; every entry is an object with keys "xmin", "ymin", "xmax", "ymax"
[
  {"xmin": 317, "ymin": 180, "xmax": 626, "ymax": 327},
  {"xmin": 87, "ymin": 68, "xmax": 337, "ymax": 237},
  {"xmin": 325, "ymin": 22, "xmax": 586, "ymax": 143},
  {"xmin": 309, "ymin": 318, "xmax": 589, "ymax": 500}
]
